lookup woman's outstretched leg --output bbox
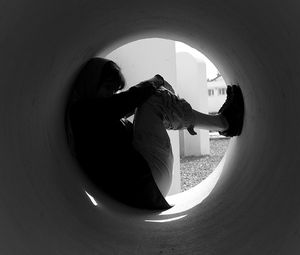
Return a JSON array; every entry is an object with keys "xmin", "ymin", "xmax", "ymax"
[
  {"xmin": 162, "ymin": 84, "xmax": 244, "ymax": 137},
  {"xmin": 191, "ymin": 110, "xmax": 229, "ymax": 132},
  {"xmin": 132, "ymin": 81, "xmax": 244, "ymax": 197}
]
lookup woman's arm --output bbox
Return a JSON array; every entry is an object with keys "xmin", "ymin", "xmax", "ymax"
[{"xmin": 95, "ymin": 75, "xmax": 164, "ymax": 119}]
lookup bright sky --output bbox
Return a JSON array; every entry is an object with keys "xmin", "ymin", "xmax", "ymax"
[{"xmin": 175, "ymin": 41, "xmax": 219, "ymax": 80}]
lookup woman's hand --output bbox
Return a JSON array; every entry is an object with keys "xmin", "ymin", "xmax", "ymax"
[
  {"xmin": 135, "ymin": 74, "xmax": 164, "ymax": 90},
  {"xmin": 147, "ymin": 74, "xmax": 165, "ymax": 89}
]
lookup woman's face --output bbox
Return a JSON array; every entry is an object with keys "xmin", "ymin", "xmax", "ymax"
[
  {"xmin": 96, "ymin": 62, "xmax": 125, "ymax": 98},
  {"xmin": 97, "ymin": 79, "xmax": 119, "ymax": 98}
]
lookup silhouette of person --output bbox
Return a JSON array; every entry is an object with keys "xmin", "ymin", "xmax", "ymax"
[{"xmin": 66, "ymin": 57, "xmax": 243, "ymax": 210}]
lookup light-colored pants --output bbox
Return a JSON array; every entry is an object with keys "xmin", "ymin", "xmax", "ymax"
[{"xmin": 132, "ymin": 89, "xmax": 194, "ymax": 196}]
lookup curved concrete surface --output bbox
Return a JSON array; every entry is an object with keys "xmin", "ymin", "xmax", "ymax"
[{"xmin": 1, "ymin": 0, "xmax": 300, "ymax": 254}]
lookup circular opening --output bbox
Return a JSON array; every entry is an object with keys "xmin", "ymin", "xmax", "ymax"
[{"xmin": 65, "ymin": 37, "xmax": 232, "ymax": 213}]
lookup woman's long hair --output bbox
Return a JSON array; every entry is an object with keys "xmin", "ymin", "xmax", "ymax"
[{"xmin": 65, "ymin": 58, "xmax": 125, "ymax": 154}]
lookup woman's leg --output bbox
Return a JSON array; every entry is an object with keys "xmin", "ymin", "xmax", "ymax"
[
  {"xmin": 162, "ymin": 84, "xmax": 243, "ymax": 136},
  {"xmin": 132, "ymin": 84, "xmax": 243, "ymax": 196},
  {"xmin": 192, "ymin": 110, "xmax": 229, "ymax": 132},
  {"xmin": 132, "ymin": 94, "xmax": 174, "ymax": 197}
]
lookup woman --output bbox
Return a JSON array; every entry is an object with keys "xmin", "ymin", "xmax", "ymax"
[{"xmin": 66, "ymin": 57, "xmax": 243, "ymax": 210}]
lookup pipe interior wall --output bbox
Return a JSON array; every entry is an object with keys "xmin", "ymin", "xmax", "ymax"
[{"xmin": 1, "ymin": 0, "xmax": 300, "ymax": 254}]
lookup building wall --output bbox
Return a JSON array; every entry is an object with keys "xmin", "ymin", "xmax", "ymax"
[{"xmin": 207, "ymin": 76, "xmax": 227, "ymax": 114}]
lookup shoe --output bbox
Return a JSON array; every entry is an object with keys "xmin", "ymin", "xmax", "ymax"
[{"xmin": 218, "ymin": 85, "xmax": 244, "ymax": 137}]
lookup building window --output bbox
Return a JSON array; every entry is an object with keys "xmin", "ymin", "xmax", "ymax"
[
  {"xmin": 218, "ymin": 88, "xmax": 226, "ymax": 95},
  {"xmin": 208, "ymin": 89, "xmax": 214, "ymax": 96}
]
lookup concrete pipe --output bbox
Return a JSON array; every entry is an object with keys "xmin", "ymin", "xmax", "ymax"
[{"xmin": 1, "ymin": 0, "xmax": 300, "ymax": 254}]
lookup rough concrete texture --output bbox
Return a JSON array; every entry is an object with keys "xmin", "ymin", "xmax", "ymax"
[{"xmin": 1, "ymin": 0, "xmax": 300, "ymax": 254}]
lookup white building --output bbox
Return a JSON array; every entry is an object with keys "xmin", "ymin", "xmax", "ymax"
[
  {"xmin": 207, "ymin": 74, "xmax": 227, "ymax": 114},
  {"xmin": 176, "ymin": 52, "xmax": 210, "ymax": 157}
]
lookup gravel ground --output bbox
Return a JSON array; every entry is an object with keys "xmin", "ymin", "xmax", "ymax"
[{"xmin": 180, "ymin": 138, "xmax": 230, "ymax": 191}]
